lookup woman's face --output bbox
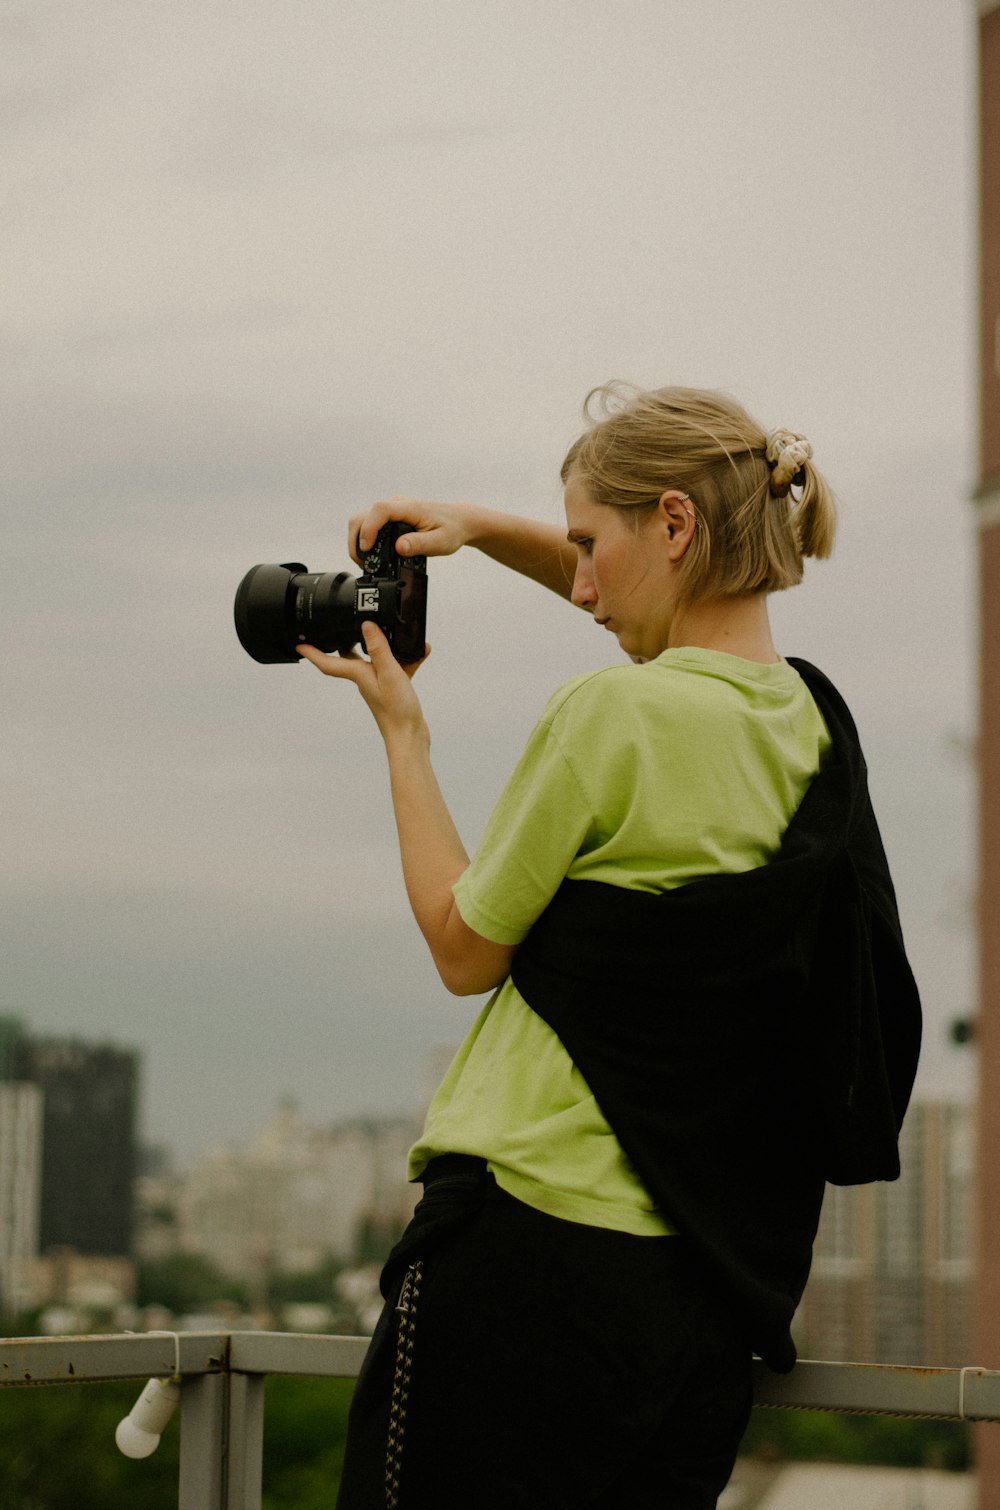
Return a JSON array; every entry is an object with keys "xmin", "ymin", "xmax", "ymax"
[{"xmin": 564, "ymin": 474, "xmax": 687, "ymax": 662}]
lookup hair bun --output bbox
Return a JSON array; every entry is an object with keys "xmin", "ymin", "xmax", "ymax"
[{"xmin": 765, "ymin": 428, "xmax": 812, "ymax": 496}]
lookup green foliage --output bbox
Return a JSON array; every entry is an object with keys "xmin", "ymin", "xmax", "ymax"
[
  {"xmin": 0, "ymin": 1376, "xmax": 355, "ymax": 1510},
  {"xmin": 265, "ymin": 1254, "xmax": 344, "ymax": 1305},
  {"xmin": 0, "ymin": 1381, "xmax": 180, "ymax": 1510},
  {"xmin": 261, "ymin": 1377, "xmax": 354, "ymax": 1509},
  {"xmin": 354, "ymin": 1213, "xmax": 405, "ymax": 1266},
  {"xmin": 740, "ymin": 1407, "xmax": 970, "ymax": 1472},
  {"xmin": 135, "ymin": 1252, "xmax": 250, "ymax": 1313}
]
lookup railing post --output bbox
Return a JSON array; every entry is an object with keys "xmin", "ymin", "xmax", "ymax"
[
  {"xmin": 225, "ymin": 1374, "xmax": 265, "ymax": 1510},
  {"xmin": 179, "ymin": 1373, "xmax": 228, "ymax": 1509}
]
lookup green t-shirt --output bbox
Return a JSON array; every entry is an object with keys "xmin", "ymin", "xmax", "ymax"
[{"xmin": 409, "ymin": 648, "xmax": 832, "ymax": 1234}]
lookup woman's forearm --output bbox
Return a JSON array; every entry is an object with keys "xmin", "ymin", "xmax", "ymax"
[
  {"xmin": 463, "ymin": 505, "xmax": 576, "ymax": 601},
  {"xmin": 353, "ymin": 497, "xmax": 576, "ymax": 603},
  {"xmin": 382, "ymin": 723, "xmax": 514, "ymax": 995},
  {"xmin": 384, "ymin": 723, "xmax": 469, "ymax": 930}
]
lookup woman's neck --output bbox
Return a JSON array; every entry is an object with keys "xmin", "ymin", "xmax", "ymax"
[{"xmin": 667, "ymin": 594, "xmax": 780, "ymax": 664}]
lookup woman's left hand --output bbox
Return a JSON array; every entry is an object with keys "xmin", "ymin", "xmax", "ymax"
[{"xmin": 296, "ymin": 621, "xmax": 431, "ymax": 745}]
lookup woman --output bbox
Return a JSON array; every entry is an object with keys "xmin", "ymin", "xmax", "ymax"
[{"xmin": 299, "ymin": 385, "xmax": 921, "ymax": 1509}]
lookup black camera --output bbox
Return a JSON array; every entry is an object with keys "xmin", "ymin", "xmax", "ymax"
[{"xmin": 234, "ymin": 522, "xmax": 428, "ymax": 665}]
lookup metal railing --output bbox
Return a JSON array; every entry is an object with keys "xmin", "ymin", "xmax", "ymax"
[{"xmin": 1, "ymin": 1331, "xmax": 997, "ymax": 1509}]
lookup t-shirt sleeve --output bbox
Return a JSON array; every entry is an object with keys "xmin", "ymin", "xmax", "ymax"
[{"xmin": 452, "ymin": 707, "xmax": 597, "ymax": 947}]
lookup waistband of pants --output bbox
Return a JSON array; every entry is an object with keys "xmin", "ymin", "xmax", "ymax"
[
  {"xmin": 380, "ymin": 1154, "xmax": 491, "ymax": 1299},
  {"xmin": 420, "ymin": 1153, "xmax": 488, "ymax": 1187}
]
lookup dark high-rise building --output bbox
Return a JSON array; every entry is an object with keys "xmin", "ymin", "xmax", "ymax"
[
  {"xmin": 7, "ymin": 1035, "xmax": 138, "ymax": 1258},
  {"xmin": 0, "ymin": 1015, "xmax": 26, "ymax": 1079}
]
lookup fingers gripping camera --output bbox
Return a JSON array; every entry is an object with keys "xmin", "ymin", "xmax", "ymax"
[{"xmin": 235, "ymin": 523, "xmax": 428, "ymax": 665}]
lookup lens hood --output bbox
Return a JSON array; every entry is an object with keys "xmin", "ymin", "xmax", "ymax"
[{"xmin": 234, "ymin": 563, "xmax": 358, "ymax": 663}]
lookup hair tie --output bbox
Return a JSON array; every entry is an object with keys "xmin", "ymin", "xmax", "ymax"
[{"xmin": 765, "ymin": 428, "xmax": 812, "ymax": 497}]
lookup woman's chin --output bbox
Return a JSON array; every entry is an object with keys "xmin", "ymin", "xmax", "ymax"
[{"xmin": 613, "ymin": 628, "xmax": 644, "ymax": 662}]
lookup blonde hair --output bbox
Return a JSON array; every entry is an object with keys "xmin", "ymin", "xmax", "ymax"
[{"xmin": 561, "ymin": 384, "xmax": 836, "ymax": 606}]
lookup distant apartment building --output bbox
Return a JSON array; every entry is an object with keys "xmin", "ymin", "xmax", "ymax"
[
  {"xmin": 799, "ymin": 1100, "xmax": 973, "ymax": 1367},
  {"xmin": 0, "ymin": 1080, "xmax": 43, "ymax": 1315},
  {"xmin": 167, "ymin": 1104, "xmax": 419, "ymax": 1282}
]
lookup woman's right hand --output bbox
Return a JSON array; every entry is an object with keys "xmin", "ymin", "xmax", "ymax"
[{"xmin": 348, "ymin": 497, "xmax": 477, "ymax": 565}]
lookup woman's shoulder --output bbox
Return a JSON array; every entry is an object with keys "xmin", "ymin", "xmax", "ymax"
[
  {"xmin": 537, "ymin": 651, "xmax": 823, "ymax": 740},
  {"xmin": 538, "ymin": 661, "xmax": 667, "ymax": 728}
]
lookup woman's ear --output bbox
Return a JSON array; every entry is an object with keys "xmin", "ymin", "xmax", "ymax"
[{"xmin": 658, "ymin": 491, "xmax": 697, "ymax": 559}]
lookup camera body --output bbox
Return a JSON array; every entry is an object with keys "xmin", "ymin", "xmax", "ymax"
[{"xmin": 234, "ymin": 522, "xmax": 428, "ymax": 665}]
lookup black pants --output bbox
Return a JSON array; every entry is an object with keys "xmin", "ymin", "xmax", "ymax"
[{"xmin": 336, "ymin": 1159, "xmax": 753, "ymax": 1509}]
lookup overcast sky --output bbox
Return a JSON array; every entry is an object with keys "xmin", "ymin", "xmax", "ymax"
[{"xmin": 3, "ymin": 0, "xmax": 980, "ymax": 1162}]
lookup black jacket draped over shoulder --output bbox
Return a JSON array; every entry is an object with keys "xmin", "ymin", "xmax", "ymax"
[{"xmin": 510, "ymin": 659, "xmax": 922, "ymax": 1373}]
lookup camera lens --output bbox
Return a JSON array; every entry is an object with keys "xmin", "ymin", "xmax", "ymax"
[
  {"xmin": 236, "ymin": 525, "xmax": 428, "ymax": 666},
  {"xmin": 234, "ymin": 563, "xmax": 359, "ymax": 664}
]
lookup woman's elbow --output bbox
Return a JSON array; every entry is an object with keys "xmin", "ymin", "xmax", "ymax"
[
  {"xmin": 436, "ymin": 946, "xmax": 514, "ymax": 997},
  {"xmin": 430, "ymin": 909, "xmax": 515, "ymax": 996}
]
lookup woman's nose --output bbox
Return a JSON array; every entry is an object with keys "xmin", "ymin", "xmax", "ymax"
[{"xmin": 571, "ymin": 565, "xmax": 596, "ymax": 611}]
